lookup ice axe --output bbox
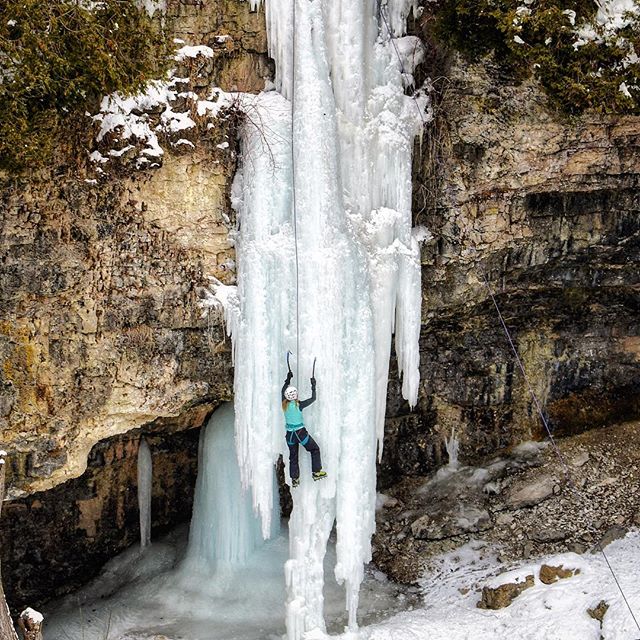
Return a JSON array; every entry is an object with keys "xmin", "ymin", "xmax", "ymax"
[
  {"xmin": 287, "ymin": 351, "xmax": 316, "ymax": 380},
  {"xmin": 286, "ymin": 350, "xmax": 293, "ymax": 374}
]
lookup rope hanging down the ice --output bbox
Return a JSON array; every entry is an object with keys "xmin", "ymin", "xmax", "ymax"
[
  {"xmin": 290, "ymin": 0, "xmax": 301, "ymax": 383},
  {"xmin": 288, "ymin": 0, "xmax": 317, "ymax": 387}
]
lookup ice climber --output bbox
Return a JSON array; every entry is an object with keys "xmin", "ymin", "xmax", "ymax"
[{"xmin": 282, "ymin": 368, "xmax": 327, "ymax": 487}]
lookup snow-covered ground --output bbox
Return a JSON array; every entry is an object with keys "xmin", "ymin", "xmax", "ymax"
[
  {"xmin": 44, "ymin": 527, "xmax": 640, "ymax": 640},
  {"xmin": 353, "ymin": 533, "xmax": 640, "ymax": 640}
]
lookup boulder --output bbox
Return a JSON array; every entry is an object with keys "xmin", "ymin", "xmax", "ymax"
[
  {"xmin": 506, "ymin": 480, "xmax": 555, "ymax": 509},
  {"xmin": 587, "ymin": 600, "xmax": 609, "ymax": 623},
  {"xmin": 595, "ymin": 525, "xmax": 628, "ymax": 550},
  {"xmin": 411, "ymin": 507, "xmax": 492, "ymax": 540},
  {"xmin": 478, "ymin": 575, "xmax": 535, "ymax": 609},
  {"xmin": 539, "ymin": 564, "xmax": 579, "ymax": 584},
  {"xmin": 570, "ymin": 451, "xmax": 590, "ymax": 468},
  {"xmin": 531, "ymin": 528, "xmax": 569, "ymax": 543}
]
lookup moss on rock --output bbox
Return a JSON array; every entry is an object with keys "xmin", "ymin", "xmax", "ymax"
[
  {"xmin": 432, "ymin": 0, "xmax": 640, "ymax": 115},
  {"xmin": 0, "ymin": 0, "xmax": 170, "ymax": 172}
]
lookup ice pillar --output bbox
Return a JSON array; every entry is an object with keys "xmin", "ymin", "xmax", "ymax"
[
  {"xmin": 137, "ymin": 438, "xmax": 152, "ymax": 549},
  {"xmin": 186, "ymin": 403, "xmax": 279, "ymax": 571}
]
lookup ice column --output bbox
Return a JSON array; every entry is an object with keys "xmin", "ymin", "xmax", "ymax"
[
  {"xmin": 226, "ymin": 90, "xmax": 297, "ymax": 540},
  {"xmin": 445, "ymin": 428, "xmax": 460, "ymax": 471},
  {"xmin": 137, "ymin": 438, "xmax": 152, "ymax": 549},
  {"xmin": 231, "ymin": 0, "xmax": 425, "ymax": 636},
  {"xmin": 185, "ymin": 403, "xmax": 279, "ymax": 571}
]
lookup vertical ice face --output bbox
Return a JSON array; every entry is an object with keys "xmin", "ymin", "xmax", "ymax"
[
  {"xmin": 227, "ymin": 0, "xmax": 426, "ymax": 637},
  {"xmin": 137, "ymin": 438, "xmax": 153, "ymax": 549},
  {"xmin": 185, "ymin": 403, "xmax": 279, "ymax": 571}
]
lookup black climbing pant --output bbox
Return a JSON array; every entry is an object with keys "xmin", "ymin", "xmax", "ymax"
[{"xmin": 286, "ymin": 427, "xmax": 322, "ymax": 479}]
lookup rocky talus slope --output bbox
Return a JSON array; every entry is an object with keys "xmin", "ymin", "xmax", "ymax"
[{"xmin": 375, "ymin": 419, "xmax": 640, "ymax": 583}]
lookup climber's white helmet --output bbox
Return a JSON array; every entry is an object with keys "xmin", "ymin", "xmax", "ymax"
[{"xmin": 284, "ymin": 386, "xmax": 298, "ymax": 401}]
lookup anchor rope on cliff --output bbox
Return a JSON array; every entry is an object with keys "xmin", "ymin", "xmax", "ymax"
[
  {"xmin": 379, "ymin": 3, "xmax": 640, "ymax": 633},
  {"xmin": 480, "ymin": 271, "xmax": 640, "ymax": 634}
]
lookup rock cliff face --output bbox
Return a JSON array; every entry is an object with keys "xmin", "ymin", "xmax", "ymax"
[
  {"xmin": 381, "ymin": 46, "xmax": 640, "ymax": 487},
  {"xmin": 377, "ymin": 40, "xmax": 640, "ymax": 577},
  {"xmin": 0, "ymin": 0, "xmax": 272, "ymax": 498},
  {"xmin": 0, "ymin": 158, "xmax": 234, "ymax": 497}
]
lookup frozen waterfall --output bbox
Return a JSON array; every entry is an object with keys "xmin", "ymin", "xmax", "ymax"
[
  {"xmin": 212, "ymin": 0, "xmax": 426, "ymax": 636},
  {"xmin": 137, "ymin": 438, "xmax": 152, "ymax": 549},
  {"xmin": 184, "ymin": 403, "xmax": 279, "ymax": 572},
  {"xmin": 446, "ymin": 428, "xmax": 460, "ymax": 471}
]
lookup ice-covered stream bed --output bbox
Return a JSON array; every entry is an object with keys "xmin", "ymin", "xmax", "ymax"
[
  {"xmin": 43, "ymin": 528, "xmax": 640, "ymax": 640},
  {"xmin": 43, "ymin": 526, "xmax": 414, "ymax": 640}
]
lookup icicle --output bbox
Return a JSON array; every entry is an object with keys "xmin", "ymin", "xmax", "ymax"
[
  {"xmin": 185, "ymin": 403, "xmax": 279, "ymax": 571},
  {"xmin": 446, "ymin": 427, "xmax": 460, "ymax": 471},
  {"xmin": 137, "ymin": 438, "xmax": 152, "ymax": 549}
]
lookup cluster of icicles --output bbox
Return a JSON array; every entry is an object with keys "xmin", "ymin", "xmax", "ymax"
[{"xmin": 214, "ymin": 1, "xmax": 427, "ymax": 637}]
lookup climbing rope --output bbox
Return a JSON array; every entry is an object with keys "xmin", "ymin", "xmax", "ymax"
[
  {"xmin": 379, "ymin": 2, "xmax": 640, "ymax": 632},
  {"xmin": 290, "ymin": 0, "xmax": 300, "ymax": 384}
]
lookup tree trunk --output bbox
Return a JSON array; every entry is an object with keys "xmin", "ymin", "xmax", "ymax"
[{"xmin": 0, "ymin": 453, "xmax": 19, "ymax": 640}]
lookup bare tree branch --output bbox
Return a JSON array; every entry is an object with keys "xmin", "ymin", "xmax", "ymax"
[{"xmin": 0, "ymin": 451, "xmax": 19, "ymax": 640}]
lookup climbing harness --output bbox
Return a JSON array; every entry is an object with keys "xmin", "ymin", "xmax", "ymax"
[
  {"xmin": 287, "ymin": 429, "xmax": 310, "ymax": 447},
  {"xmin": 379, "ymin": 2, "xmax": 640, "ymax": 632}
]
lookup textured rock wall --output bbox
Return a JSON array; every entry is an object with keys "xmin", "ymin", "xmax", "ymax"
[
  {"xmin": 0, "ymin": 427, "xmax": 201, "ymax": 611},
  {"xmin": 380, "ymin": 43, "xmax": 640, "ymax": 487},
  {"xmin": 0, "ymin": 0, "xmax": 270, "ymax": 499},
  {"xmin": 0, "ymin": 161, "xmax": 233, "ymax": 497},
  {"xmin": 169, "ymin": 0, "xmax": 271, "ymax": 93}
]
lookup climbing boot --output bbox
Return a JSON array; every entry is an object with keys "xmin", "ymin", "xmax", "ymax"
[
  {"xmin": 292, "ymin": 477, "xmax": 300, "ymax": 488},
  {"xmin": 312, "ymin": 470, "xmax": 327, "ymax": 481}
]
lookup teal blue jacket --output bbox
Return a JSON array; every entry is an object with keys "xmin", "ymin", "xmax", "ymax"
[{"xmin": 282, "ymin": 372, "xmax": 316, "ymax": 431}]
